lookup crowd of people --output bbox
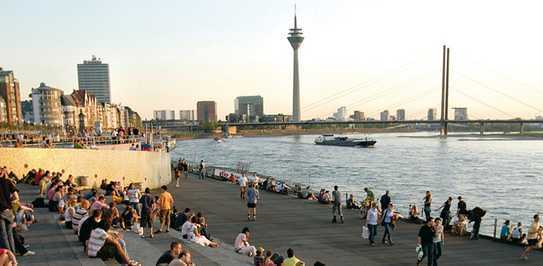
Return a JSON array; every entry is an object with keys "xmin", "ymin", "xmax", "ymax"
[
  {"xmin": 0, "ymin": 166, "xmax": 38, "ymax": 266},
  {"xmin": 499, "ymin": 215, "xmax": 543, "ymax": 260},
  {"xmin": 5, "ymin": 155, "xmax": 541, "ymax": 266}
]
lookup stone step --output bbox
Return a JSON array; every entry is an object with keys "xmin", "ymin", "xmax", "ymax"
[{"xmin": 166, "ymin": 231, "xmax": 253, "ymax": 266}]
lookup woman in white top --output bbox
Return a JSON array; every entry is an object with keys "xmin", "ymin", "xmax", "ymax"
[
  {"xmin": 234, "ymin": 227, "xmax": 256, "ymax": 256},
  {"xmin": 187, "ymin": 216, "xmax": 218, "ymax": 248},
  {"xmin": 366, "ymin": 202, "xmax": 380, "ymax": 246}
]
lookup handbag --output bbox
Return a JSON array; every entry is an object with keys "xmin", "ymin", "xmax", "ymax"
[{"xmin": 362, "ymin": 225, "xmax": 369, "ymax": 239}]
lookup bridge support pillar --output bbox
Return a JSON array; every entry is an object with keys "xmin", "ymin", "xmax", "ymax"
[
  {"xmin": 520, "ymin": 122, "xmax": 524, "ymax": 135},
  {"xmin": 479, "ymin": 122, "xmax": 485, "ymax": 136}
]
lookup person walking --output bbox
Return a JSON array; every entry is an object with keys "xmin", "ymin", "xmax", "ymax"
[
  {"xmin": 433, "ymin": 217, "xmax": 444, "ymax": 265},
  {"xmin": 366, "ymin": 202, "xmax": 380, "ymax": 246},
  {"xmin": 239, "ymin": 175, "xmax": 248, "ymax": 200},
  {"xmin": 331, "ymin": 185, "xmax": 343, "ymax": 224},
  {"xmin": 381, "ymin": 203, "xmax": 394, "ymax": 245},
  {"xmin": 379, "ymin": 191, "xmax": 391, "ymax": 211},
  {"xmin": 175, "ymin": 159, "xmax": 182, "ymax": 187},
  {"xmin": 423, "ymin": 191, "xmax": 432, "ymax": 221},
  {"xmin": 182, "ymin": 159, "xmax": 189, "ymax": 179},
  {"xmin": 438, "ymin": 197, "xmax": 452, "ymax": 231},
  {"xmin": 520, "ymin": 214, "xmax": 541, "ymax": 260},
  {"xmin": 157, "ymin": 185, "xmax": 174, "ymax": 233},
  {"xmin": 139, "ymin": 188, "xmax": 154, "ymax": 238},
  {"xmin": 246, "ymin": 183, "xmax": 259, "ymax": 221},
  {"xmin": 417, "ymin": 218, "xmax": 435, "ymax": 266},
  {"xmin": 199, "ymin": 160, "xmax": 206, "ymax": 180}
]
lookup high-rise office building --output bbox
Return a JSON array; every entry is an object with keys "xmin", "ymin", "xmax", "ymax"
[
  {"xmin": 453, "ymin": 107, "xmax": 468, "ymax": 121},
  {"xmin": 0, "ymin": 67, "xmax": 23, "ymax": 125},
  {"xmin": 380, "ymin": 110, "xmax": 389, "ymax": 121},
  {"xmin": 197, "ymin": 101, "xmax": 217, "ymax": 123},
  {"xmin": 235, "ymin": 95, "xmax": 264, "ymax": 121},
  {"xmin": 179, "ymin": 110, "xmax": 194, "ymax": 121},
  {"xmin": 31, "ymin": 82, "xmax": 64, "ymax": 126},
  {"xmin": 77, "ymin": 56, "xmax": 111, "ymax": 103},
  {"xmin": 353, "ymin": 111, "xmax": 365, "ymax": 121},
  {"xmin": 153, "ymin": 110, "xmax": 175, "ymax": 120},
  {"xmin": 287, "ymin": 9, "xmax": 304, "ymax": 122},
  {"xmin": 333, "ymin": 106, "xmax": 347, "ymax": 121},
  {"xmin": 396, "ymin": 109, "xmax": 406, "ymax": 121},
  {"xmin": 427, "ymin": 108, "xmax": 437, "ymax": 121}
]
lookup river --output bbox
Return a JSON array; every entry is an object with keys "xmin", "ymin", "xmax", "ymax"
[{"xmin": 172, "ymin": 132, "xmax": 543, "ymax": 235}]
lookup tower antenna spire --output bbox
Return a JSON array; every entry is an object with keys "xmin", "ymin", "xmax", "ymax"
[{"xmin": 294, "ymin": 4, "xmax": 297, "ymax": 29}]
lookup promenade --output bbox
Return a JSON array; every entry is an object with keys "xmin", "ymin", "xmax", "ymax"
[
  {"xmin": 169, "ymin": 176, "xmax": 543, "ymax": 266},
  {"xmin": 16, "ymin": 176, "xmax": 543, "ymax": 265}
]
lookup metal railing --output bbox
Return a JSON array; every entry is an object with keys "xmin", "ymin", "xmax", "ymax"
[{"xmin": 0, "ymin": 135, "xmax": 142, "ymax": 148}]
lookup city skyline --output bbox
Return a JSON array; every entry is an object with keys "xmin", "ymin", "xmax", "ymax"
[{"xmin": 3, "ymin": 1, "xmax": 543, "ymax": 120}]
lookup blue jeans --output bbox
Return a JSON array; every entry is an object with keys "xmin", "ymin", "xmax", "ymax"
[
  {"xmin": 382, "ymin": 223, "xmax": 392, "ymax": 243},
  {"xmin": 424, "ymin": 207, "xmax": 431, "ymax": 221},
  {"xmin": 368, "ymin": 224, "xmax": 378, "ymax": 243},
  {"xmin": 419, "ymin": 243, "xmax": 434, "ymax": 266},
  {"xmin": 0, "ymin": 217, "xmax": 14, "ymax": 252},
  {"xmin": 433, "ymin": 241, "xmax": 443, "ymax": 265}
]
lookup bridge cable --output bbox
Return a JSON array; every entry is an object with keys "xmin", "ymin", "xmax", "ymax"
[{"xmin": 458, "ymin": 73, "xmax": 543, "ymax": 114}]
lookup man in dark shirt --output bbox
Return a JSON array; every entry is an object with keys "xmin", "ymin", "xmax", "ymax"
[
  {"xmin": 156, "ymin": 241, "xmax": 183, "ymax": 265},
  {"xmin": 0, "ymin": 169, "xmax": 16, "ymax": 212},
  {"xmin": 0, "ymin": 168, "xmax": 17, "ymax": 251},
  {"xmin": 380, "ymin": 191, "xmax": 391, "ymax": 211},
  {"xmin": 457, "ymin": 196, "xmax": 467, "ymax": 215},
  {"xmin": 139, "ymin": 188, "xmax": 154, "ymax": 238},
  {"xmin": 417, "ymin": 218, "xmax": 435, "ymax": 266},
  {"xmin": 79, "ymin": 209, "xmax": 106, "ymax": 244}
]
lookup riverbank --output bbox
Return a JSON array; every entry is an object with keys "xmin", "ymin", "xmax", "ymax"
[{"xmin": 401, "ymin": 132, "xmax": 543, "ymax": 141}]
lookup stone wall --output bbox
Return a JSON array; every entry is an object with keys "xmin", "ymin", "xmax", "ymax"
[{"xmin": 0, "ymin": 147, "xmax": 172, "ymax": 189}]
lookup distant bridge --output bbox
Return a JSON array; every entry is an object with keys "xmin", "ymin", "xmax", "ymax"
[
  {"xmin": 221, "ymin": 119, "xmax": 543, "ymax": 135},
  {"xmin": 222, "ymin": 119, "xmax": 543, "ymax": 127}
]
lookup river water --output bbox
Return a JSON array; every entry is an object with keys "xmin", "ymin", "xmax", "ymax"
[{"xmin": 172, "ymin": 132, "xmax": 543, "ymax": 235}]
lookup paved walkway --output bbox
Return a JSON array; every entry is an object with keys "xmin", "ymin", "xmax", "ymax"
[{"xmin": 169, "ymin": 176, "xmax": 543, "ymax": 266}]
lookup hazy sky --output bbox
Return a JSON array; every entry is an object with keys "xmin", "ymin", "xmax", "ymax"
[{"xmin": 3, "ymin": 0, "xmax": 543, "ymax": 120}]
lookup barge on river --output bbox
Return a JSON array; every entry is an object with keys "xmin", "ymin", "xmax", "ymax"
[{"xmin": 314, "ymin": 134, "xmax": 376, "ymax": 147}]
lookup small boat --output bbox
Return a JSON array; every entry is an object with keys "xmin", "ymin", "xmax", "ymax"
[
  {"xmin": 314, "ymin": 134, "xmax": 376, "ymax": 147},
  {"xmin": 214, "ymin": 137, "xmax": 224, "ymax": 143}
]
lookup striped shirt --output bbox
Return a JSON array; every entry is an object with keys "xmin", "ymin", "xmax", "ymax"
[
  {"xmin": 87, "ymin": 228, "xmax": 108, "ymax": 257},
  {"xmin": 72, "ymin": 207, "xmax": 88, "ymax": 232}
]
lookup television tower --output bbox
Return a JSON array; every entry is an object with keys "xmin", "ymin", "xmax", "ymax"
[{"xmin": 287, "ymin": 6, "xmax": 304, "ymax": 122}]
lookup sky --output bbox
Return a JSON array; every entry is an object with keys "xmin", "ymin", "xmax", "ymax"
[{"xmin": 3, "ymin": 0, "xmax": 543, "ymax": 120}]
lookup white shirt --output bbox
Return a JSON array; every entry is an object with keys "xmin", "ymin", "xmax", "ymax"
[
  {"xmin": 238, "ymin": 176, "xmax": 247, "ymax": 187},
  {"xmin": 512, "ymin": 227, "xmax": 522, "ymax": 239},
  {"xmin": 181, "ymin": 221, "xmax": 192, "ymax": 237},
  {"xmin": 234, "ymin": 233, "xmax": 249, "ymax": 250},
  {"xmin": 87, "ymin": 228, "xmax": 108, "ymax": 257},
  {"xmin": 64, "ymin": 206, "xmax": 74, "ymax": 222},
  {"xmin": 367, "ymin": 208, "xmax": 378, "ymax": 225},
  {"xmin": 127, "ymin": 189, "xmax": 140, "ymax": 203}
]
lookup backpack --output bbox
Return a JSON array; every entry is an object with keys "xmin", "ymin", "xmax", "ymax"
[{"xmin": 32, "ymin": 197, "xmax": 46, "ymax": 208}]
